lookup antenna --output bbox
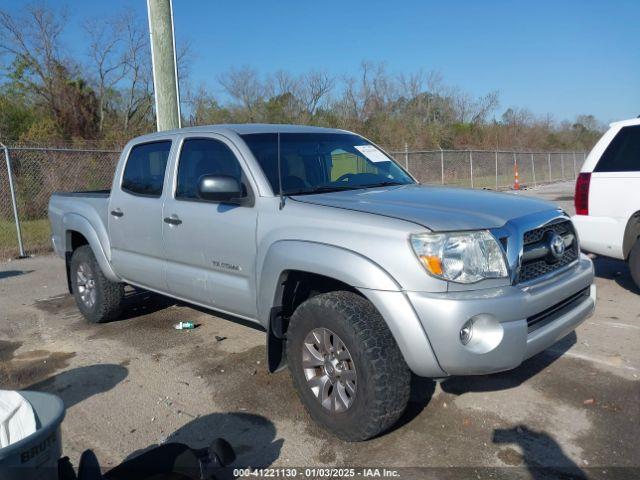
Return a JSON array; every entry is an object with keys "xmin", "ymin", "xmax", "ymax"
[{"xmin": 277, "ymin": 133, "xmax": 285, "ymax": 209}]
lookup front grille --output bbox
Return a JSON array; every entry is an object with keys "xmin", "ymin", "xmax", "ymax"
[
  {"xmin": 520, "ymin": 247, "xmax": 578, "ymax": 282},
  {"xmin": 523, "ymin": 221, "xmax": 571, "ymax": 244},
  {"xmin": 527, "ymin": 287, "xmax": 590, "ymax": 333},
  {"xmin": 519, "ymin": 220, "xmax": 578, "ymax": 283}
]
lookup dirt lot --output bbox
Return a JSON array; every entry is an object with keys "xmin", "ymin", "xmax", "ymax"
[{"xmin": 1, "ymin": 182, "xmax": 638, "ymax": 478}]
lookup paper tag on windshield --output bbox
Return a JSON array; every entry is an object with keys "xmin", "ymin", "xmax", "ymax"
[{"xmin": 354, "ymin": 145, "xmax": 391, "ymax": 163}]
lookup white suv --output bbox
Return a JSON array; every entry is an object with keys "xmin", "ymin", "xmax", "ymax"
[{"xmin": 572, "ymin": 117, "xmax": 640, "ymax": 288}]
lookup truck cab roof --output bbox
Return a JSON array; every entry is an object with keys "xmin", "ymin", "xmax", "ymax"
[{"xmin": 130, "ymin": 124, "xmax": 352, "ymax": 143}]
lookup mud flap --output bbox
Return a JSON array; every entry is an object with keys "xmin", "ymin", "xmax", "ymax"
[
  {"xmin": 267, "ymin": 307, "xmax": 287, "ymax": 373},
  {"xmin": 65, "ymin": 251, "xmax": 73, "ymax": 294}
]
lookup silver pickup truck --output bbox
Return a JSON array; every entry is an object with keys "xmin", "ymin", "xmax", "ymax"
[{"xmin": 49, "ymin": 124, "xmax": 596, "ymax": 441}]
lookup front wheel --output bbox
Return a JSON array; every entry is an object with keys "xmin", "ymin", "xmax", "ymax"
[
  {"xmin": 287, "ymin": 291, "xmax": 411, "ymax": 441},
  {"xmin": 70, "ymin": 245, "xmax": 124, "ymax": 323}
]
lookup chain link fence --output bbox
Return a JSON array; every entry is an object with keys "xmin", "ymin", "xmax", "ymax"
[
  {"xmin": 0, "ymin": 145, "xmax": 585, "ymax": 260},
  {"xmin": 1, "ymin": 146, "xmax": 120, "ymax": 260},
  {"xmin": 388, "ymin": 148, "xmax": 586, "ymax": 189}
]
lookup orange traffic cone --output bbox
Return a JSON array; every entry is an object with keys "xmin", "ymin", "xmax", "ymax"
[{"xmin": 514, "ymin": 163, "xmax": 520, "ymax": 190}]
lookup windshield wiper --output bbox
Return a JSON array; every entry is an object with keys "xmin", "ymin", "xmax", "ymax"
[
  {"xmin": 287, "ymin": 181, "xmax": 409, "ymax": 196},
  {"xmin": 286, "ymin": 185, "xmax": 365, "ymax": 196},
  {"xmin": 358, "ymin": 181, "xmax": 408, "ymax": 188}
]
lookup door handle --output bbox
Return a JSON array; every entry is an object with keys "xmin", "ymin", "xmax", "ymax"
[
  {"xmin": 163, "ymin": 215, "xmax": 182, "ymax": 226},
  {"xmin": 110, "ymin": 209, "xmax": 124, "ymax": 218}
]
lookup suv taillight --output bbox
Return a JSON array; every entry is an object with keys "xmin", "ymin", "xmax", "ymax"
[{"xmin": 574, "ymin": 172, "xmax": 591, "ymax": 215}]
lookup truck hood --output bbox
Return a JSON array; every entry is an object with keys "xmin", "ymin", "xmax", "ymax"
[{"xmin": 292, "ymin": 184, "xmax": 558, "ymax": 231}]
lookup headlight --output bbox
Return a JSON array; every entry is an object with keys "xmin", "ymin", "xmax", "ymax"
[{"xmin": 410, "ymin": 231, "xmax": 508, "ymax": 283}]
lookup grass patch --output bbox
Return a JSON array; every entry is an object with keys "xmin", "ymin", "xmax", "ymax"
[{"xmin": 0, "ymin": 218, "xmax": 51, "ymax": 259}]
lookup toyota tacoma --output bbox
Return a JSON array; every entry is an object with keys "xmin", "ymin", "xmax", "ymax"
[{"xmin": 49, "ymin": 124, "xmax": 596, "ymax": 441}]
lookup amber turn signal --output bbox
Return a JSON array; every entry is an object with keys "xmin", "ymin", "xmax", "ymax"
[{"xmin": 420, "ymin": 255, "xmax": 443, "ymax": 275}]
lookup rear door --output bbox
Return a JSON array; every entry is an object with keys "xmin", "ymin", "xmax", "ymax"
[
  {"xmin": 108, "ymin": 140, "xmax": 173, "ymax": 291},
  {"xmin": 591, "ymin": 125, "xmax": 640, "ymax": 220},
  {"xmin": 161, "ymin": 135, "xmax": 259, "ymax": 320}
]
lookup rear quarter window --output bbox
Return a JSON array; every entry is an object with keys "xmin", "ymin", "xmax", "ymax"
[
  {"xmin": 121, "ymin": 141, "xmax": 172, "ymax": 196},
  {"xmin": 594, "ymin": 125, "xmax": 640, "ymax": 173}
]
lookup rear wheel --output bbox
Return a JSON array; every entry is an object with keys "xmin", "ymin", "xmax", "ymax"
[
  {"xmin": 628, "ymin": 239, "xmax": 640, "ymax": 290},
  {"xmin": 70, "ymin": 245, "xmax": 124, "ymax": 323},
  {"xmin": 287, "ymin": 291, "xmax": 411, "ymax": 441}
]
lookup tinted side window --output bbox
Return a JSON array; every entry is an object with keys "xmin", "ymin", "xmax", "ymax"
[
  {"xmin": 122, "ymin": 141, "xmax": 171, "ymax": 196},
  {"xmin": 595, "ymin": 125, "xmax": 640, "ymax": 172},
  {"xmin": 176, "ymin": 138, "xmax": 244, "ymax": 200}
]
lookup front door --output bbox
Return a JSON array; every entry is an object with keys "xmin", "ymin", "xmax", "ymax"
[{"xmin": 162, "ymin": 136, "xmax": 259, "ymax": 320}]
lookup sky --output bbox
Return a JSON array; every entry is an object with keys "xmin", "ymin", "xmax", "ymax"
[{"xmin": 3, "ymin": 0, "xmax": 639, "ymax": 124}]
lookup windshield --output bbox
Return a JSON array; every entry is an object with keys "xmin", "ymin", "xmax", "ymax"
[{"xmin": 240, "ymin": 132, "xmax": 415, "ymax": 195}]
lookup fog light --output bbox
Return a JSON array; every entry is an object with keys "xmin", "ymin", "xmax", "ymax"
[
  {"xmin": 460, "ymin": 319, "xmax": 474, "ymax": 345},
  {"xmin": 460, "ymin": 314, "xmax": 504, "ymax": 354}
]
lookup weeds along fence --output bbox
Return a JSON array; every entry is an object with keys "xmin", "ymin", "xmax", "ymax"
[{"xmin": 0, "ymin": 145, "xmax": 585, "ymax": 260}]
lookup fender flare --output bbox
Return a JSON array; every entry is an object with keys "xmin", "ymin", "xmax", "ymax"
[
  {"xmin": 257, "ymin": 240, "xmax": 401, "ymax": 323},
  {"xmin": 63, "ymin": 213, "xmax": 119, "ymax": 282},
  {"xmin": 258, "ymin": 240, "xmax": 444, "ymax": 377}
]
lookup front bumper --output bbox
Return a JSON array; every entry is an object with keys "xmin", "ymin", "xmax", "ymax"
[{"xmin": 406, "ymin": 254, "xmax": 595, "ymax": 376}]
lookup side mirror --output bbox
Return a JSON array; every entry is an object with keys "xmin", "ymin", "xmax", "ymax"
[{"xmin": 197, "ymin": 175, "xmax": 242, "ymax": 203}]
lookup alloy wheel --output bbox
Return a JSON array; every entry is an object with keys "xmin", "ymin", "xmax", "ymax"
[
  {"xmin": 302, "ymin": 327, "xmax": 357, "ymax": 413},
  {"xmin": 76, "ymin": 262, "xmax": 97, "ymax": 308}
]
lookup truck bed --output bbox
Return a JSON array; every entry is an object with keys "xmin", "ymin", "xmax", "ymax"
[
  {"xmin": 48, "ymin": 191, "xmax": 111, "ymax": 258},
  {"xmin": 51, "ymin": 189, "xmax": 111, "ymax": 198}
]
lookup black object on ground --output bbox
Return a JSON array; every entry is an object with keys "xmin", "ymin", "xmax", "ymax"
[{"xmin": 58, "ymin": 438, "xmax": 236, "ymax": 480}]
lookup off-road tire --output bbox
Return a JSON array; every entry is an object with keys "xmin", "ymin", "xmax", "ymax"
[
  {"xmin": 287, "ymin": 291, "xmax": 411, "ymax": 441},
  {"xmin": 628, "ymin": 239, "xmax": 640, "ymax": 290},
  {"xmin": 70, "ymin": 245, "xmax": 124, "ymax": 323}
]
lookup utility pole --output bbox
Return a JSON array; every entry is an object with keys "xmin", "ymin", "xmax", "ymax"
[{"xmin": 147, "ymin": 0, "xmax": 181, "ymax": 131}]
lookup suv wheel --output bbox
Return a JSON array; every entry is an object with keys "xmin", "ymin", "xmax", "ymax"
[
  {"xmin": 287, "ymin": 291, "xmax": 410, "ymax": 441},
  {"xmin": 70, "ymin": 245, "xmax": 124, "ymax": 323},
  {"xmin": 629, "ymin": 239, "xmax": 640, "ymax": 290}
]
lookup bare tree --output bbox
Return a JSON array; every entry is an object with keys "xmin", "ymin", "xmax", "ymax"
[
  {"xmin": 399, "ymin": 70, "xmax": 425, "ymax": 100},
  {"xmin": 266, "ymin": 69, "xmax": 300, "ymax": 98},
  {"xmin": 0, "ymin": 4, "xmax": 68, "ymax": 116},
  {"xmin": 300, "ymin": 70, "xmax": 334, "ymax": 116},
  {"xmin": 451, "ymin": 88, "xmax": 474, "ymax": 123},
  {"xmin": 116, "ymin": 12, "xmax": 189, "ymax": 134},
  {"xmin": 471, "ymin": 90, "xmax": 499, "ymax": 124},
  {"xmin": 574, "ymin": 114, "xmax": 601, "ymax": 132},
  {"xmin": 84, "ymin": 15, "xmax": 127, "ymax": 132},
  {"xmin": 0, "ymin": 4, "xmax": 101, "ymax": 138},
  {"xmin": 218, "ymin": 66, "xmax": 264, "ymax": 121},
  {"xmin": 175, "ymin": 39, "xmax": 192, "ymax": 85},
  {"xmin": 340, "ymin": 62, "xmax": 375, "ymax": 123},
  {"xmin": 120, "ymin": 12, "xmax": 153, "ymax": 133},
  {"xmin": 501, "ymin": 107, "xmax": 534, "ymax": 126},
  {"xmin": 451, "ymin": 88, "xmax": 499, "ymax": 124}
]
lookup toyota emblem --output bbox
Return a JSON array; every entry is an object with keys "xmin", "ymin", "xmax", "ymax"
[{"xmin": 549, "ymin": 233, "xmax": 566, "ymax": 259}]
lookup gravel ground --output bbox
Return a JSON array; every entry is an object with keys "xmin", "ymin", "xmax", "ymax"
[{"xmin": 1, "ymin": 181, "xmax": 638, "ymax": 479}]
